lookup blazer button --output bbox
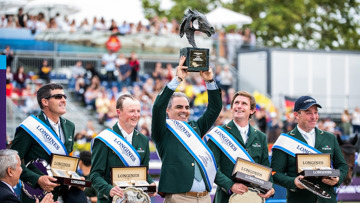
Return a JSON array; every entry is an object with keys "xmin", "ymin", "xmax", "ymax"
[{"xmin": 192, "ymin": 163, "xmax": 195, "ymax": 166}]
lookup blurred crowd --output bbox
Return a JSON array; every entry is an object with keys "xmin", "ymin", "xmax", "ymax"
[
  {"xmin": 0, "ymin": 8, "xmax": 180, "ymax": 35},
  {"xmin": 0, "ymin": 7, "xmax": 257, "ymax": 66}
]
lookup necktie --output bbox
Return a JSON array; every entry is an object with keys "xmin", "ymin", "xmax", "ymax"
[{"xmin": 194, "ymin": 162, "xmax": 202, "ymax": 182}]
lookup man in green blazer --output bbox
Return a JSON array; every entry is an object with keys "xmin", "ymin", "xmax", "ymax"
[
  {"xmin": 11, "ymin": 83, "xmax": 75, "ymax": 203},
  {"xmin": 91, "ymin": 94, "xmax": 155, "ymax": 203},
  {"xmin": 207, "ymin": 90, "xmax": 275, "ymax": 203},
  {"xmin": 271, "ymin": 96, "xmax": 348, "ymax": 203},
  {"xmin": 151, "ymin": 56, "xmax": 222, "ymax": 203}
]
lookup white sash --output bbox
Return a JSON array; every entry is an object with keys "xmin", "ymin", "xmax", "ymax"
[
  {"xmin": 93, "ymin": 129, "xmax": 140, "ymax": 166},
  {"xmin": 166, "ymin": 119, "xmax": 217, "ymax": 190},
  {"xmin": 18, "ymin": 115, "xmax": 68, "ymax": 156},
  {"xmin": 272, "ymin": 133, "xmax": 321, "ymax": 157},
  {"xmin": 206, "ymin": 126, "xmax": 254, "ymax": 164}
]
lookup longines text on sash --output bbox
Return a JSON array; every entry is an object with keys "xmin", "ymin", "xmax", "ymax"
[
  {"xmin": 174, "ymin": 121, "xmax": 192, "ymax": 138},
  {"xmin": 214, "ymin": 129, "xmax": 237, "ymax": 151},
  {"xmin": 113, "ymin": 138, "xmax": 136, "ymax": 162},
  {"xmin": 36, "ymin": 125, "xmax": 60, "ymax": 150}
]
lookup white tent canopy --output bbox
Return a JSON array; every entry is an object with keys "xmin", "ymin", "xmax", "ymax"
[
  {"xmin": 206, "ymin": 7, "xmax": 252, "ymax": 27},
  {"xmin": 24, "ymin": 0, "xmax": 80, "ymax": 20}
]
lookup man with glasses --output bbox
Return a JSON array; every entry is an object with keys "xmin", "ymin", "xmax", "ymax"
[{"xmin": 11, "ymin": 83, "xmax": 75, "ymax": 203}]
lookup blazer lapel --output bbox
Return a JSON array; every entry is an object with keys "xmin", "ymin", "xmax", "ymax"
[
  {"xmin": 226, "ymin": 120, "xmax": 245, "ymax": 146},
  {"xmin": 112, "ymin": 123, "xmax": 124, "ymax": 138},
  {"xmin": 246, "ymin": 125, "xmax": 256, "ymax": 148},
  {"xmin": 290, "ymin": 127, "xmax": 308, "ymax": 144},
  {"xmin": 132, "ymin": 130, "xmax": 139, "ymax": 149},
  {"xmin": 60, "ymin": 117, "xmax": 70, "ymax": 144},
  {"xmin": 314, "ymin": 127, "xmax": 325, "ymax": 149}
]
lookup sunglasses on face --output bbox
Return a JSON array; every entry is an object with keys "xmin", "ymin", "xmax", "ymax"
[{"xmin": 45, "ymin": 94, "xmax": 67, "ymax": 100}]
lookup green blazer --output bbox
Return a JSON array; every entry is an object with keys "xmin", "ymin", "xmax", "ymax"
[
  {"xmin": 207, "ymin": 121, "xmax": 272, "ymax": 203},
  {"xmin": 151, "ymin": 86, "xmax": 222, "ymax": 194},
  {"xmin": 271, "ymin": 127, "xmax": 348, "ymax": 203},
  {"xmin": 90, "ymin": 123, "xmax": 154, "ymax": 203},
  {"xmin": 11, "ymin": 112, "xmax": 75, "ymax": 203}
]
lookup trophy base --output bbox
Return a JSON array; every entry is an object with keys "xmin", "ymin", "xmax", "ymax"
[{"xmin": 180, "ymin": 47, "xmax": 209, "ymax": 72}]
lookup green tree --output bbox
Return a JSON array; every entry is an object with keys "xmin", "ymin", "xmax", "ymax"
[{"xmin": 142, "ymin": 0, "xmax": 360, "ymax": 50}]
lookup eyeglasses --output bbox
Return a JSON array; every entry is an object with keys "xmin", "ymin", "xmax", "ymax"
[{"xmin": 45, "ymin": 94, "xmax": 67, "ymax": 100}]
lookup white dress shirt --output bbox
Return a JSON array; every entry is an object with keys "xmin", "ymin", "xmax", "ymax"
[
  {"xmin": 297, "ymin": 125, "xmax": 316, "ymax": 147},
  {"xmin": 234, "ymin": 121, "xmax": 249, "ymax": 144},
  {"xmin": 117, "ymin": 122, "xmax": 133, "ymax": 145}
]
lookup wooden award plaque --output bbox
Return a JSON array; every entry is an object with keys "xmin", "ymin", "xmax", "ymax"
[
  {"xmin": 111, "ymin": 166, "xmax": 156, "ymax": 193},
  {"xmin": 296, "ymin": 154, "xmax": 340, "ymax": 177},
  {"xmin": 231, "ymin": 158, "xmax": 273, "ymax": 194},
  {"xmin": 50, "ymin": 154, "xmax": 92, "ymax": 187}
]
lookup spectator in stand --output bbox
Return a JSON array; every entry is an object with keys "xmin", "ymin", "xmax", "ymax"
[
  {"xmin": 159, "ymin": 17, "xmax": 171, "ymax": 35},
  {"xmin": 6, "ymin": 16, "xmax": 16, "ymax": 28},
  {"xmin": 171, "ymin": 18, "xmax": 179, "ymax": 34},
  {"xmin": 69, "ymin": 19, "xmax": 77, "ymax": 33},
  {"xmin": 109, "ymin": 19, "xmax": 118, "ymax": 33},
  {"xmin": 242, "ymin": 28, "xmax": 256, "ymax": 49},
  {"xmin": 26, "ymin": 15, "xmax": 36, "ymax": 33},
  {"xmin": 48, "ymin": 18, "xmax": 58, "ymax": 30},
  {"xmin": 136, "ymin": 21, "xmax": 146, "ymax": 33},
  {"xmin": 129, "ymin": 52, "xmax": 140, "ymax": 85},
  {"xmin": 35, "ymin": 12, "xmax": 48, "ymax": 32},
  {"xmin": 2, "ymin": 45, "xmax": 14, "ymax": 68},
  {"xmin": 84, "ymin": 63, "xmax": 100, "ymax": 86},
  {"xmin": 75, "ymin": 77, "xmax": 86, "ymax": 104},
  {"xmin": 84, "ymin": 77, "xmax": 100, "ymax": 110},
  {"xmin": 255, "ymin": 106, "xmax": 267, "ymax": 134},
  {"xmin": 13, "ymin": 66, "xmax": 28, "ymax": 99},
  {"xmin": 38, "ymin": 59, "xmax": 52, "ymax": 84},
  {"xmin": 78, "ymin": 151, "xmax": 97, "ymax": 203},
  {"xmin": 16, "ymin": 8, "xmax": 27, "ymax": 28},
  {"xmin": 71, "ymin": 61, "xmax": 86, "ymax": 79},
  {"xmin": 6, "ymin": 66, "xmax": 13, "ymax": 97},
  {"xmin": 143, "ymin": 78, "xmax": 155, "ymax": 95},
  {"xmin": 267, "ymin": 112, "xmax": 282, "ymax": 143},
  {"xmin": 102, "ymin": 49, "xmax": 117, "ymax": 87},
  {"xmin": 352, "ymin": 107, "xmax": 360, "ymax": 134},
  {"xmin": 323, "ymin": 117, "xmax": 336, "ymax": 133},
  {"xmin": 226, "ymin": 29, "xmax": 242, "ymax": 64},
  {"xmin": 165, "ymin": 63, "xmax": 174, "ymax": 82},
  {"xmin": 80, "ymin": 18, "xmax": 91, "ymax": 32},
  {"xmin": 92, "ymin": 17, "xmax": 101, "ymax": 30},
  {"xmin": 99, "ymin": 17, "xmax": 107, "ymax": 31},
  {"xmin": 0, "ymin": 15, "xmax": 8, "ymax": 28},
  {"xmin": 95, "ymin": 87, "xmax": 111, "ymax": 124},
  {"xmin": 282, "ymin": 112, "xmax": 296, "ymax": 133},
  {"xmin": 115, "ymin": 53, "xmax": 126, "ymax": 68},
  {"xmin": 118, "ymin": 57, "xmax": 132, "ymax": 88},
  {"xmin": 341, "ymin": 109, "xmax": 352, "ymax": 135},
  {"xmin": 6, "ymin": 66, "xmax": 13, "ymax": 83},
  {"xmin": 118, "ymin": 21, "xmax": 130, "ymax": 35},
  {"xmin": 219, "ymin": 65, "xmax": 233, "ymax": 97},
  {"xmin": 151, "ymin": 62, "xmax": 164, "ymax": 81}
]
